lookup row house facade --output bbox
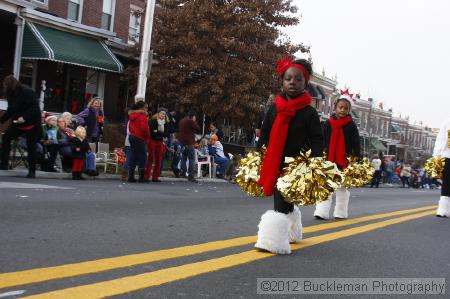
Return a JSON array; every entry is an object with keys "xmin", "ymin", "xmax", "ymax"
[{"xmin": 0, "ymin": 0, "xmax": 145, "ymax": 124}]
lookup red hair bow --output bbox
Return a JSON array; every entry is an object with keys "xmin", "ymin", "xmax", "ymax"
[
  {"xmin": 276, "ymin": 55, "xmax": 310, "ymax": 82},
  {"xmin": 276, "ymin": 56, "xmax": 294, "ymax": 74}
]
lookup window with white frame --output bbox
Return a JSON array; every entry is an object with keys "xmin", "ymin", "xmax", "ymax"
[
  {"xmin": 101, "ymin": 0, "xmax": 116, "ymax": 31},
  {"xmin": 29, "ymin": 0, "xmax": 48, "ymax": 6},
  {"xmin": 128, "ymin": 7, "xmax": 142, "ymax": 44},
  {"xmin": 68, "ymin": 0, "xmax": 83, "ymax": 22}
]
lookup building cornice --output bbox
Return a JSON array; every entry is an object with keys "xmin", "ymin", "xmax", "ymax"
[{"xmin": 19, "ymin": 7, "xmax": 117, "ymax": 40}]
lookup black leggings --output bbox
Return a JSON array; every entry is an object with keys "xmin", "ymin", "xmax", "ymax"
[
  {"xmin": 1, "ymin": 124, "xmax": 41, "ymax": 171},
  {"xmin": 442, "ymin": 158, "xmax": 450, "ymax": 197},
  {"xmin": 274, "ymin": 189, "xmax": 294, "ymax": 214}
]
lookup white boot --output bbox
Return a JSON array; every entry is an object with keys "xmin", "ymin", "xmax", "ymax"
[
  {"xmin": 436, "ymin": 196, "xmax": 450, "ymax": 217},
  {"xmin": 255, "ymin": 210, "xmax": 291, "ymax": 254},
  {"xmin": 333, "ymin": 188, "xmax": 350, "ymax": 219},
  {"xmin": 314, "ymin": 195, "xmax": 332, "ymax": 220},
  {"xmin": 286, "ymin": 206, "xmax": 303, "ymax": 243}
]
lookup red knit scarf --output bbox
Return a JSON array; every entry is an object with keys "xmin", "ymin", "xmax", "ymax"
[
  {"xmin": 328, "ymin": 115, "xmax": 352, "ymax": 168},
  {"xmin": 258, "ymin": 93, "xmax": 312, "ymax": 196}
]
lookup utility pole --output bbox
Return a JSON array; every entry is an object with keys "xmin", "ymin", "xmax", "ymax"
[{"xmin": 135, "ymin": 0, "xmax": 156, "ymax": 102}]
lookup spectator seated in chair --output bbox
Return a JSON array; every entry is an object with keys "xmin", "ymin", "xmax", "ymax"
[
  {"xmin": 41, "ymin": 115, "xmax": 59, "ymax": 172},
  {"xmin": 208, "ymin": 134, "xmax": 229, "ymax": 178}
]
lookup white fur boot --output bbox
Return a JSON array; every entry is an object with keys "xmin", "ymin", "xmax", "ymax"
[
  {"xmin": 333, "ymin": 187, "xmax": 350, "ymax": 219},
  {"xmin": 286, "ymin": 206, "xmax": 303, "ymax": 243},
  {"xmin": 254, "ymin": 210, "xmax": 291, "ymax": 254},
  {"xmin": 314, "ymin": 195, "xmax": 332, "ymax": 220},
  {"xmin": 436, "ymin": 196, "xmax": 450, "ymax": 217}
]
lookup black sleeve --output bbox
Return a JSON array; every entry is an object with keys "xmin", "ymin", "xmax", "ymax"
[
  {"xmin": 257, "ymin": 104, "xmax": 275, "ymax": 148},
  {"xmin": 351, "ymin": 121, "xmax": 361, "ymax": 158},
  {"xmin": 322, "ymin": 120, "xmax": 331, "ymax": 154},
  {"xmin": 307, "ymin": 108, "xmax": 324, "ymax": 157},
  {"xmin": 20, "ymin": 88, "xmax": 40, "ymax": 121}
]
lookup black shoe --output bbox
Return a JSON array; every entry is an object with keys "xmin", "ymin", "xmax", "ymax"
[
  {"xmin": 314, "ymin": 215, "xmax": 326, "ymax": 220},
  {"xmin": 138, "ymin": 168, "xmax": 149, "ymax": 183},
  {"xmin": 128, "ymin": 169, "xmax": 137, "ymax": 183},
  {"xmin": 26, "ymin": 172, "xmax": 35, "ymax": 178},
  {"xmin": 188, "ymin": 176, "xmax": 198, "ymax": 183}
]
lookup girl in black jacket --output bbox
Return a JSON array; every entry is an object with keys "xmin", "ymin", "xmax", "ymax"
[
  {"xmin": 71, "ymin": 126, "xmax": 91, "ymax": 180},
  {"xmin": 314, "ymin": 93, "xmax": 360, "ymax": 220},
  {"xmin": 254, "ymin": 57, "xmax": 323, "ymax": 254},
  {"xmin": 144, "ymin": 108, "xmax": 169, "ymax": 182}
]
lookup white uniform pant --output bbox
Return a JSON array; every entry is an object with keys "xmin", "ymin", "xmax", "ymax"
[{"xmin": 314, "ymin": 187, "xmax": 350, "ymax": 219}]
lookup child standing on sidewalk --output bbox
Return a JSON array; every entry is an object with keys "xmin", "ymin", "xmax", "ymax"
[{"xmin": 71, "ymin": 126, "xmax": 90, "ymax": 180}]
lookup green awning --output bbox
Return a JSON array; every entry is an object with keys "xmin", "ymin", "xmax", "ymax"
[
  {"xmin": 369, "ymin": 138, "xmax": 387, "ymax": 151},
  {"xmin": 22, "ymin": 22, "xmax": 123, "ymax": 73}
]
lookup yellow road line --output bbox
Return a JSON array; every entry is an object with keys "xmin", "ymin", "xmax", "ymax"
[
  {"xmin": 23, "ymin": 210, "xmax": 435, "ymax": 299},
  {"xmin": 0, "ymin": 205, "xmax": 436, "ymax": 289}
]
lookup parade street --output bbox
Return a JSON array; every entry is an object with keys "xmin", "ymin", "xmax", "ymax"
[{"xmin": 0, "ymin": 177, "xmax": 448, "ymax": 298}]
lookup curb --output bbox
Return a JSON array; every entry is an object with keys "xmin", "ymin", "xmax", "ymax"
[{"xmin": 0, "ymin": 169, "xmax": 228, "ymax": 183}]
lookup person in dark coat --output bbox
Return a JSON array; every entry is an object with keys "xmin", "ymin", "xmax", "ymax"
[
  {"xmin": 144, "ymin": 108, "xmax": 169, "ymax": 182},
  {"xmin": 254, "ymin": 57, "xmax": 323, "ymax": 254},
  {"xmin": 0, "ymin": 75, "xmax": 41, "ymax": 178},
  {"xmin": 178, "ymin": 110, "xmax": 201, "ymax": 182},
  {"xmin": 71, "ymin": 126, "xmax": 91, "ymax": 180},
  {"xmin": 314, "ymin": 93, "xmax": 361, "ymax": 220}
]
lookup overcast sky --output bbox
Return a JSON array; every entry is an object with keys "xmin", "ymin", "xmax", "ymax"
[{"xmin": 283, "ymin": 0, "xmax": 450, "ymax": 128}]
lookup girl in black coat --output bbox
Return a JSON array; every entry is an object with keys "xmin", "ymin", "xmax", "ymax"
[
  {"xmin": 71, "ymin": 126, "xmax": 91, "ymax": 180},
  {"xmin": 254, "ymin": 57, "xmax": 323, "ymax": 254},
  {"xmin": 314, "ymin": 94, "xmax": 360, "ymax": 220}
]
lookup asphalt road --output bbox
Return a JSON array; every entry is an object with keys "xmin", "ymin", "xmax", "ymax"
[{"xmin": 0, "ymin": 177, "xmax": 448, "ymax": 298}]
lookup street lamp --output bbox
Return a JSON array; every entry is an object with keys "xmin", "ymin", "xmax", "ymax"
[{"xmin": 136, "ymin": 0, "xmax": 157, "ymax": 102}]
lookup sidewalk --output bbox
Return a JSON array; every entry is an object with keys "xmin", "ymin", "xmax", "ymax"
[{"xmin": 0, "ymin": 168, "xmax": 228, "ymax": 183}]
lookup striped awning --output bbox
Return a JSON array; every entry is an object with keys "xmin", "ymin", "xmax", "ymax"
[{"xmin": 22, "ymin": 22, "xmax": 123, "ymax": 73}]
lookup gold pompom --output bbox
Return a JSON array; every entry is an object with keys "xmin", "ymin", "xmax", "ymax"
[
  {"xmin": 276, "ymin": 151, "xmax": 344, "ymax": 206},
  {"xmin": 342, "ymin": 157, "xmax": 375, "ymax": 188},
  {"xmin": 424, "ymin": 156, "xmax": 446, "ymax": 179},
  {"xmin": 235, "ymin": 147, "xmax": 266, "ymax": 197}
]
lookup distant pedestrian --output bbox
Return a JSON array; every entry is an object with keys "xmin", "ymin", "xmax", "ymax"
[
  {"xmin": 371, "ymin": 155, "xmax": 382, "ymax": 188},
  {"xmin": 144, "ymin": 108, "xmax": 169, "ymax": 182},
  {"xmin": 127, "ymin": 101, "xmax": 150, "ymax": 183},
  {"xmin": 76, "ymin": 97, "xmax": 103, "ymax": 143},
  {"xmin": 400, "ymin": 162, "xmax": 411, "ymax": 188},
  {"xmin": 178, "ymin": 110, "xmax": 201, "ymax": 182},
  {"xmin": 0, "ymin": 75, "xmax": 41, "ymax": 178}
]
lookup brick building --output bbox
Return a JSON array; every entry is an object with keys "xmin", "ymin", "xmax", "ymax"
[{"xmin": 0, "ymin": 0, "xmax": 145, "ymax": 122}]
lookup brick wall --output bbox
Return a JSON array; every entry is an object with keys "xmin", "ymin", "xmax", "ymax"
[
  {"xmin": 114, "ymin": 0, "xmax": 130, "ymax": 42},
  {"xmin": 81, "ymin": 0, "xmax": 103, "ymax": 29},
  {"xmin": 48, "ymin": 0, "xmax": 68, "ymax": 19}
]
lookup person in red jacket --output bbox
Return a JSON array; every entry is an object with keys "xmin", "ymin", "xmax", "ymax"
[{"xmin": 127, "ymin": 100, "xmax": 150, "ymax": 183}]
